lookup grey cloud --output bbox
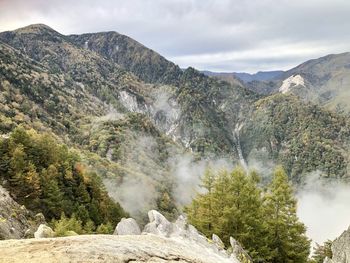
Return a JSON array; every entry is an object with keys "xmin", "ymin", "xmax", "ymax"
[
  {"xmin": 297, "ymin": 171, "xmax": 350, "ymax": 247},
  {"xmin": 0, "ymin": 0, "xmax": 350, "ymax": 72}
]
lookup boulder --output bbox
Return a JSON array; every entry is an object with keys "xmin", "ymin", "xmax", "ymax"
[
  {"xmin": 212, "ymin": 233, "xmax": 225, "ymax": 249},
  {"xmin": 143, "ymin": 210, "xmax": 172, "ymax": 237},
  {"xmin": 170, "ymin": 214, "xmax": 208, "ymax": 246},
  {"xmin": 141, "ymin": 210, "xmax": 247, "ymax": 262},
  {"xmin": 24, "ymin": 213, "xmax": 47, "ymax": 238},
  {"xmin": 171, "ymin": 214, "xmax": 188, "ymax": 237},
  {"xmin": 34, "ymin": 224, "xmax": 54, "ymax": 238},
  {"xmin": 230, "ymin": 236, "xmax": 252, "ymax": 262},
  {"xmin": 114, "ymin": 218, "xmax": 141, "ymax": 235}
]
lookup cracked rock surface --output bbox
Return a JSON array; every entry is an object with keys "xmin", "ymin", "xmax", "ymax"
[
  {"xmin": 0, "ymin": 234, "xmax": 238, "ymax": 263},
  {"xmin": 324, "ymin": 226, "xmax": 350, "ymax": 263}
]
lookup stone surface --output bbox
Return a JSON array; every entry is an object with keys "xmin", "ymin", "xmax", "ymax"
[
  {"xmin": 24, "ymin": 213, "xmax": 47, "ymax": 238},
  {"xmin": 0, "ymin": 209, "xmax": 247, "ymax": 262},
  {"xmin": 34, "ymin": 224, "xmax": 54, "ymax": 239},
  {"xmin": 143, "ymin": 210, "xmax": 173, "ymax": 237},
  {"xmin": 0, "ymin": 185, "xmax": 31, "ymax": 239},
  {"xmin": 230, "ymin": 236, "xmax": 252, "ymax": 262},
  {"xmin": 114, "ymin": 218, "xmax": 141, "ymax": 235},
  {"xmin": 0, "ymin": 234, "xmax": 241, "ymax": 263},
  {"xmin": 142, "ymin": 211, "xmax": 243, "ymax": 262},
  {"xmin": 212, "ymin": 234, "xmax": 225, "ymax": 250},
  {"xmin": 323, "ymin": 226, "xmax": 350, "ymax": 263}
]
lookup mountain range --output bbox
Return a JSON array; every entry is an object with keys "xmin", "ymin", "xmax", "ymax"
[
  {"xmin": 206, "ymin": 53, "xmax": 350, "ymax": 114},
  {"xmin": 202, "ymin": 70, "xmax": 283, "ymax": 83},
  {"xmin": 0, "ymin": 24, "xmax": 349, "ymax": 222}
]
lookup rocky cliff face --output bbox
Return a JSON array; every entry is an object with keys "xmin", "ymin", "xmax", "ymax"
[
  {"xmin": 0, "ymin": 186, "xmax": 44, "ymax": 240},
  {"xmin": 0, "ymin": 185, "xmax": 29, "ymax": 239},
  {"xmin": 324, "ymin": 226, "xmax": 350, "ymax": 263}
]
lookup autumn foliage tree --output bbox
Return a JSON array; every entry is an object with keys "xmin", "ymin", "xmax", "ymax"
[{"xmin": 0, "ymin": 126, "xmax": 127, "ymax": 231}]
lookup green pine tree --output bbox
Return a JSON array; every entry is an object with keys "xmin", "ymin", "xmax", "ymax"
[
  {"xmin": 187, "ymin": 167, "xmax": 270, "ymax": 262},
  {"xmin": 217, "ymin": 167, "xmax": 270, "ymax": 261},
  {"xmin": 264, "ymin": 166, "xmax": 310, "ymax": 263},
  {"xmin": 41, "ymin": 166, "xmax": 64, "ymax": 218},
  {"xmin": 186, "ymin": 167, "xmax": 216, "ymax": 237}
]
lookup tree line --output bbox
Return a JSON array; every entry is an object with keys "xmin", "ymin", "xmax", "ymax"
[
  {"xmin": 0, "ymin": 126, "xmax": 127, "ymax": 233},
  {"xmin": 186, "ymin": 166, "xmax": 310, "ymax": 262}
]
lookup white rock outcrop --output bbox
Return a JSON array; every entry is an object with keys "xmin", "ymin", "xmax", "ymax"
[
  {"xmin": 114, "ymin": 218, "xmax": 141, "ymax": 235},
  {"xmin": 212, "ymin": 233, "xmax": 225, "ymax": 249},
  {"xmin": 143, "ymin": 210, "xmax": 173, "ymax": 237},
  {"xmin": 0, "ymin": 234, "xmax": 238, "ymax": 263},
  {"xmin": 279, "ymin": 74, "xmax": 305, "ymax": 94},
  {"xmin": 142, "ymin": 210, "xmax": 245, "ymax": 262},
  {"xmin": 0, "ymin": 210, "xmax": 249, "ymax": 263},
  {"xmin": 34, "ymin": 224, "xmax": 54, "ymax": 238}
]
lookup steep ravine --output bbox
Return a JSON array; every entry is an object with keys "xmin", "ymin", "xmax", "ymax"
[{"xmin": 233, "ymin": 123, "xmax": 248, "ymax": 170}]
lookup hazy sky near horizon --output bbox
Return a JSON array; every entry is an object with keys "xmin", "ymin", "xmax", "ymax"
[{"xmin": 1, "ymin": 0, "xmax": 349, "ymax": 73}]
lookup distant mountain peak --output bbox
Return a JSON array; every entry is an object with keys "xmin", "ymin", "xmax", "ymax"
[{"xmin": 13, "ymin": 23, "xmax": 58, "ymax": 35}]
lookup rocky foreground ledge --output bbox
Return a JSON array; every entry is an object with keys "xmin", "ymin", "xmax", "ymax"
[
  {"xmin": 0, "ymin": 234, "xmax": 236, "ymax": 263},
  {"xmin": 0, "ymin": 210, "xmax": 250, "ymax": 263}
]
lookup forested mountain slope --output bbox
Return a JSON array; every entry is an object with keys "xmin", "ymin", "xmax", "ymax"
[{"xmin": 0, "ymin": 24, "xmax": 349, "ymax": 223}]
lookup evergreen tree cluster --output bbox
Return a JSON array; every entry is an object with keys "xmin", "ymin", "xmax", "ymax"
[
  {"xmin": 186, "ymin": 166, "xmax": 310, "ymax": 263},
  {"xmin": 0, "ymin": 126, "xmax": 127, "ymax": 232}
]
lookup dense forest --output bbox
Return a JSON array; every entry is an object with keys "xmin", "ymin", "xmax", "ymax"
[{"xmin": 0, "ymin": 126, "xmax": 127, "ymax": 234}]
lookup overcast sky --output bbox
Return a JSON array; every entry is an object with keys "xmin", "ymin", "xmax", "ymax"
[{"xmin": 1, "ymin": 0, "xmax": 349, "ymax": 73}]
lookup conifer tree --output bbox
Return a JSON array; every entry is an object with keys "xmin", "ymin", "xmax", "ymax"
[
  {"xmin": 41, "ymin": 166, "xmax": 64, "ymax": 218},
  {"xmin": 217, "ymin": 167, "xmax": 270, "ymax": 261},
  {"xmin": 264, "ymin": 166, "xmax": 310, "ymax": 263},
  {"xmin": 187, "ymin": 167, "xmax": 270, "ymax": 262},
  {"xmin": 186, "ymin": 167, "xmax": 216, "ymax": 237}
]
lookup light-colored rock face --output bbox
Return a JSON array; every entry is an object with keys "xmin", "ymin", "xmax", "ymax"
[
  {"xmin": 151, "ymin": 90, "xmax": 181, "ymax": 140},
  {"xmin": 279, "ymin": 74, "xmax": 305, "ymax": 94},
  {"xmin": 230, "ymin": 237, "xmax": 252, "ymax": 262},
  {"xmin": 0, "ymin": 186, "xmax": 31, "ymax": 239},
  {"xmin": 324, "ymin": 226, "xmax": 350, "ymax": 263},
  {"xmin": 143, "ymin": 210, "xmax": 173, "ymax": 237},
  {"xmin": 34, "ymin": 224, "xmax": 54, "ymax": 239},
  {"xmin": 143, "ymin": 211, "xmax": 243, "ymax": 262},
  {"xmin": 0, "ymin": 234, "xmax": 239, "ymax": 263},
  {"xmin": 119, "ymin": 90, "xmax": 148, "ymax": 113},
  {"xmin": 118, "ymin": 88, "xmax": 187, "ymax": 146},
  {"xmin": 212, "ymin": 234, "xmax": 225, "ymax": 250},
  {"xmin": 114, "ymin": 218, "xmax": 141, "ymax": 235}
]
